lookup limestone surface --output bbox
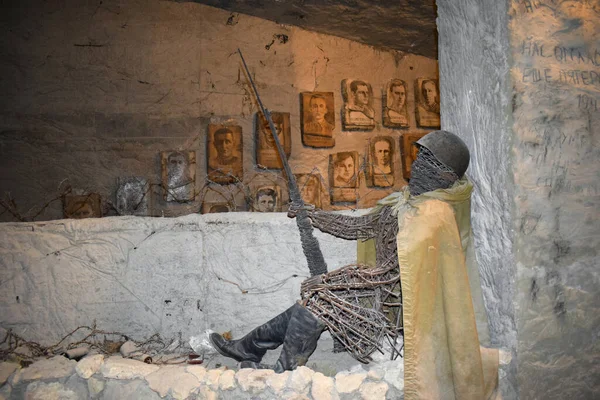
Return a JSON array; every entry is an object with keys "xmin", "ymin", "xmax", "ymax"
[
  {"xmin": 76, "ymin": 354, "xmax": 105, "ymax": 379},
  {"xmin": 145, "ymin": 365, "xmax": 200, "ymax": 399},
  {"xmin": 0, "ymin": 362, "xmax": 18, "ymax": 386},
  {"xmin": 100, "ymin": 356, "xmax": 159, "ymax": 380},
  {"xmin": 19, "ymin": 356, "xmax": 76, "ymax": 382}
]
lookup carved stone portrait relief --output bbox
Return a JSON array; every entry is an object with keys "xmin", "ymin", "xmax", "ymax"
[
  {"xmin": 296, "ymin": 173, "xmax": 322, "ymax": 209},
  {"xmin": 63, "ymin": 194, "xmax": 102, "ymax": 219},
  {"xmin": 253, "ymin": 185, "xmax": 281, "ymax": 212},
  {"xmin": 342, "ymin": 79, "xmax": 375, "ymax": 131},
  {"xmin": 301, "ymin": 92, "xmax": 335, "ymax": 148},
  {"xmin": 329, "ymin": 151, "xmax": 359, "ymax": 203},
  {"xmin": 207, "ymin": 124, "xmax": 243, "ymax": 184},
  {"xmin": 415, "ymin": 78, "xmax": 441, "ymax": 128},
  {"xmin": 161, "ymin": 151, "xmax": 196, "ymax": 202},
  {"xmin": 383, "ymin": 79, "xmax": 409, "ymax": 128},
  {"xmin": 115, "ymin": 177, "xmax": 149, "ymax": 215},
  {"xmin": 368, "ymin": 136, "xmax": 395, "ymax": 188},
  {"xmin": 256, "ymin": 112, "xmax": 291, "ymax": 169}
]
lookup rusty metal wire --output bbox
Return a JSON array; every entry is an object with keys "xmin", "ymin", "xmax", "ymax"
[{"xmin": 301, "ymin": 263, "xmax": 402, "ymax": 363}]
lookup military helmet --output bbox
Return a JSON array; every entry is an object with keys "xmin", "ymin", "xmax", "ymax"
[{"xmin": 416, "ymin": 130, "xmax": 470, "ymax": 178}]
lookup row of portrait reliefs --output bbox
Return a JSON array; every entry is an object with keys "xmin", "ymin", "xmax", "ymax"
[{"xmin": 340, "ymin": 78, "xmax": 440, "ymax": 132}]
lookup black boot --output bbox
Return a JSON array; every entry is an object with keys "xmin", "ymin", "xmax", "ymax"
[
  {"xmin": 209, "ymin": 305, "xmax": 295, "ymax": 363},
  {"xmin": 273, "ymin": 303, "xmax": 325, "ymax": 373}
]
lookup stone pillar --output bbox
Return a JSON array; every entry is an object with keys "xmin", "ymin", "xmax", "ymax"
[{"xmin": 437, "ymin": 1, "xmax": 600, "ymax": 399}]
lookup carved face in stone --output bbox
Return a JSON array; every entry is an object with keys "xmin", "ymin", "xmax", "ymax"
[
  {"xmin": 389, "ymin": 82, "xmax": 406, "ymax": 110},
  {"xmin": 422, "ymin": 80, "xmax": 439, "ymax": 107},
  {"xmin": 335, "ymin": 154, "xmax": 355, "ymax": 184},
  {"xmin": 374, "ymin": 140, "xmax": 391, "ymax": 167},
  {"xmin": 214, "ymin": 130, "xmax": 235, "ymax": 162},
  {"xmin": 310, "ymin": 96, "xmax": 328, "ymax": 123},
  {"xmin": 353, "ymin": 84, "xmax": 369, "ymax": 106}
]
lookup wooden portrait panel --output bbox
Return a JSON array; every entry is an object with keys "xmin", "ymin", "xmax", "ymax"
[
  {"xmin": 256, "ymin": 111, "xmax": 291, "ymax": 169},
  {"xmin": 415, "ymin": 78, "xmax": 441, "ymax": 128},
  {"xmin": 295, "ymin": 173, "xmax": 322, "ymax": 209},
  {"xmin": 161, "ymin": 151, "xmax": 196, "ymax": 202},
  {"xmin": 342, "ymin": 79, "xmax": 375, "ymax": 131},
  {"xmin": 63, "ymin": 193, "xmax": 102, "ymax": 219},
  {"xmin": 329, "ymin": 151, "xmax": 359, "ymax": 203},
  {"xmin": 301, "ymin": 92, "xmax": 335, "ymax": 148},
  {"xmin": 383, "ymin": 79, "xmax": 409, "ymax": 128},
  {"xmin": 368, "ymin": 136, "xmax": 395, "ymax": 188},
  {"xmin": 400, "ymin": 132, "xmax": 427, "ymax": 179},
  {"xmin": 253, "ymin": 185, "xmax": 281, "ymax": 212},
  {"xmin": 207, "ymin": 124, "xmax": 243, "ymax": 184}
]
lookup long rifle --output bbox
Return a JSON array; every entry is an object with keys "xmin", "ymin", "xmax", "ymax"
[{"xmin": 238, "ymin": 49, "xmax": 327, "ymax": 277}]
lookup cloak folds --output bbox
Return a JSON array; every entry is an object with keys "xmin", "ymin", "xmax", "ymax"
[{"xmin": 358, "ymin": 179, "xmax": 499, "ymax": 400}]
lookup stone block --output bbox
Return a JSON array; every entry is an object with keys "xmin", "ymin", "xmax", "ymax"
[
  {"xmin": 87, "ymin": 377, "xmax": 105, "ymax": 398},
  {"xmin": 19, "ymin": 356, "xmax": 76, "ymax": 382},
  {"xmin": 359, "ymin": 381, "xmax": 388, "ymax": 400},
  {"xmin": 335, "ymin": 370, "xmax": 366, "ymax": 394},
  {"xmin": 186, "ymin": 365, "xmax": 207, "ymax": 381},
  {"xmin": 100, "ymin": 356, "xmax": 159, "ymax": 380},
  {"xmin": 289, "ymin": 366, "xmax": 314, "ymax": 393},
  {"xmin": 311, "ymin": 372, "xmax": 339, "ymax": 400},
  {"xmin": 0, "ymin": 362, "xmax": 19, "ymax": 386},
  {"xmin": 219, "ymin": 369, "xmax": 236, "ymax": 391},
  {"xmin": 76, "ymin": 354, "xmax": 105, "ymax": 379},
  {"xmin": 145, "ymin": 365, "xmax": 199, "ymax": 400},
  {"xmin": 204, "ymin": 368, "xmax": 223, "ymax": 390},
  {"xmin": 100, "ymin": 379, "xmax": 161, "ymax": 400},
  {"xmin": 25, "ymin": 381, "xmax": 79, "ymax": 400},
  {"xmin": 266, "ymin": 369, "xmax": 290, "ymax": 394},
  {"xmin": 236, "ymin": 368, "xmax": 273, "ymax": 394}
]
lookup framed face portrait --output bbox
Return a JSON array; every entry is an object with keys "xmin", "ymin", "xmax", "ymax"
[
  {"xmin": 202, "ymin": 202, "xmax": 231, "ymax": 214},
  {"xmin": 253, "ymin": 185, "xmax": 281, "ymax": 212},
  {"xmin": 342, "ymin": 79, "xmax": 375, "ymax": 131},
  {"xmin": 63, "ymin": 193, "xmax": 102, "ymax": 219},
  {"xmin": 116, "ymin": 177, "xmax": 149, "ymax": 216},
  {"xmin": 383, "ymin": 79, "xmax": 409, "ymax": 128},
  {"xmin": 300, "ymin": 92, "xmax": 335, "ymax": 148},
  {"xmin": 295, "ymin": 173, "xmax": 322, "ymax": 209},
  {"xmin": 415, "ymin": 78, "xmax": 441, "ymax": 128},
  {"xmin": 400, "ymin": 132, "xmax": 427, "ymax": 179},
  {"xmin": 207, "ymin": 124, "xmax": 243, "ymax": 184},
  {"xmin": 330, "ymin": 151, "xmax": 358, "ymax": 188},
  {"xmin": 368, "ymin": 136, "xmax": 395, "ymax": 188},
  {"xmin": 256, "ymin": 111, "xmax": 291, "ymax": 169},
  {"xmin": 161, "ymin": 151, "xmax": 196, "ymax": 202}
]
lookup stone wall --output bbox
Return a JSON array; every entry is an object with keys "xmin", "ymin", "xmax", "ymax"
[
  {"xmin": 509, "ymin": 1, "xmax": 600, "ymax": 399},
  {"xmin": 0, "ymin": 213, "xmax": 356, "ymax": 345},
  {"xmin": 0, "ymin": 0, "xmax": 438, "ymax": 222},
  {"xmin": 438, "ymin": 0, "xmax": 600, "ymax": 399}
]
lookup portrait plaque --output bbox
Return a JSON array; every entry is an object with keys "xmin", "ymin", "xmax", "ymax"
[
  {"xmin": 383, "ymin": 79, "xmax": 409, "ymax": 128},
  {"xmin": 256, "ymin": 111, "xmax": 291, "ymax": 169},
  {"xmin": 368, "ymin": 136, "xmax": 395, "ymax": 188},
  {"xmin": 207, "ymin": 124, "xmax": 243, "ymax": 184},
  {"xmin": 295, "ymin": 173, "xmax": 322, "ymax": 209},
  {"xmin": 202, "ymin": 202, "xmax": 231, "ymax": 214},
  {"xmin": 116, "ymin": 177, "xmax": 149, "ymax": 215},
  {"xmin": 342, "ymin": 79, "xmax": 375, "ymax": 131},
  {"xmin": 415, "ymin": 78, "xmax": 441, "ymax": 128},
  {"xmin": 253, "ymin": 185, "xmax": 281, "ymax": 212},
  {"xmin": 300, "ymin": 92, "xmax": 335, "ymax": 148},
  {"xmin": 329, "ymin": 151, "xmax": 359, "ymax": 203},
  {"xmin": 400, "ymin": 132, "xmax": 427, "ymax": 179},
  {"xmin": 63, "ymin": 193, "xmax": 102, "ymax": 219},
  {"xmin": 161, "ymin": 151, "xmax": 196, "ymax": 202}
]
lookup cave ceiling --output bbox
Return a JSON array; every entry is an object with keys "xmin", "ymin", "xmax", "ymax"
[{"xmin": 175, "ymin": 0, "xmax": 439, "ymax": 59}]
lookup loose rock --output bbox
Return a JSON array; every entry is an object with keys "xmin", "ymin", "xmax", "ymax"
[
  {"xmin": 19, "ymin": 356, "xmax": 76, "ymax": 382},
  {"xmin": 76, "ymin": 354, "xmax": 105, "ymax": 379},
  {"xmin": 359, "ymin": 381, "xmax": 388, "ymax": 400},
  {"xmin": 100, "ymin": 356, "xmax": 159, "ymax": 380}
]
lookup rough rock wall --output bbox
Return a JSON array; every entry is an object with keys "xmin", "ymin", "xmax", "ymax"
[
  {"xmin": 0, "ymin": 213, "xmax": 356, "ymax": 345},
  {"xmin": 436, "ymin": 2, "xmax": 518, "ymax": 398},
  {"xmin": 509, "ymin": 1, "xmax": 600, "ymax": 399},
  {"xmin": 0, "ymin": 0, "xmax": 438, "ymax": 222}
]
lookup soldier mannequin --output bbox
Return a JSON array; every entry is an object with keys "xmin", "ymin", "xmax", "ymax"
[{"xmin": 210, "ymin": 130, "xmax": 471, "ymax": 373}]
